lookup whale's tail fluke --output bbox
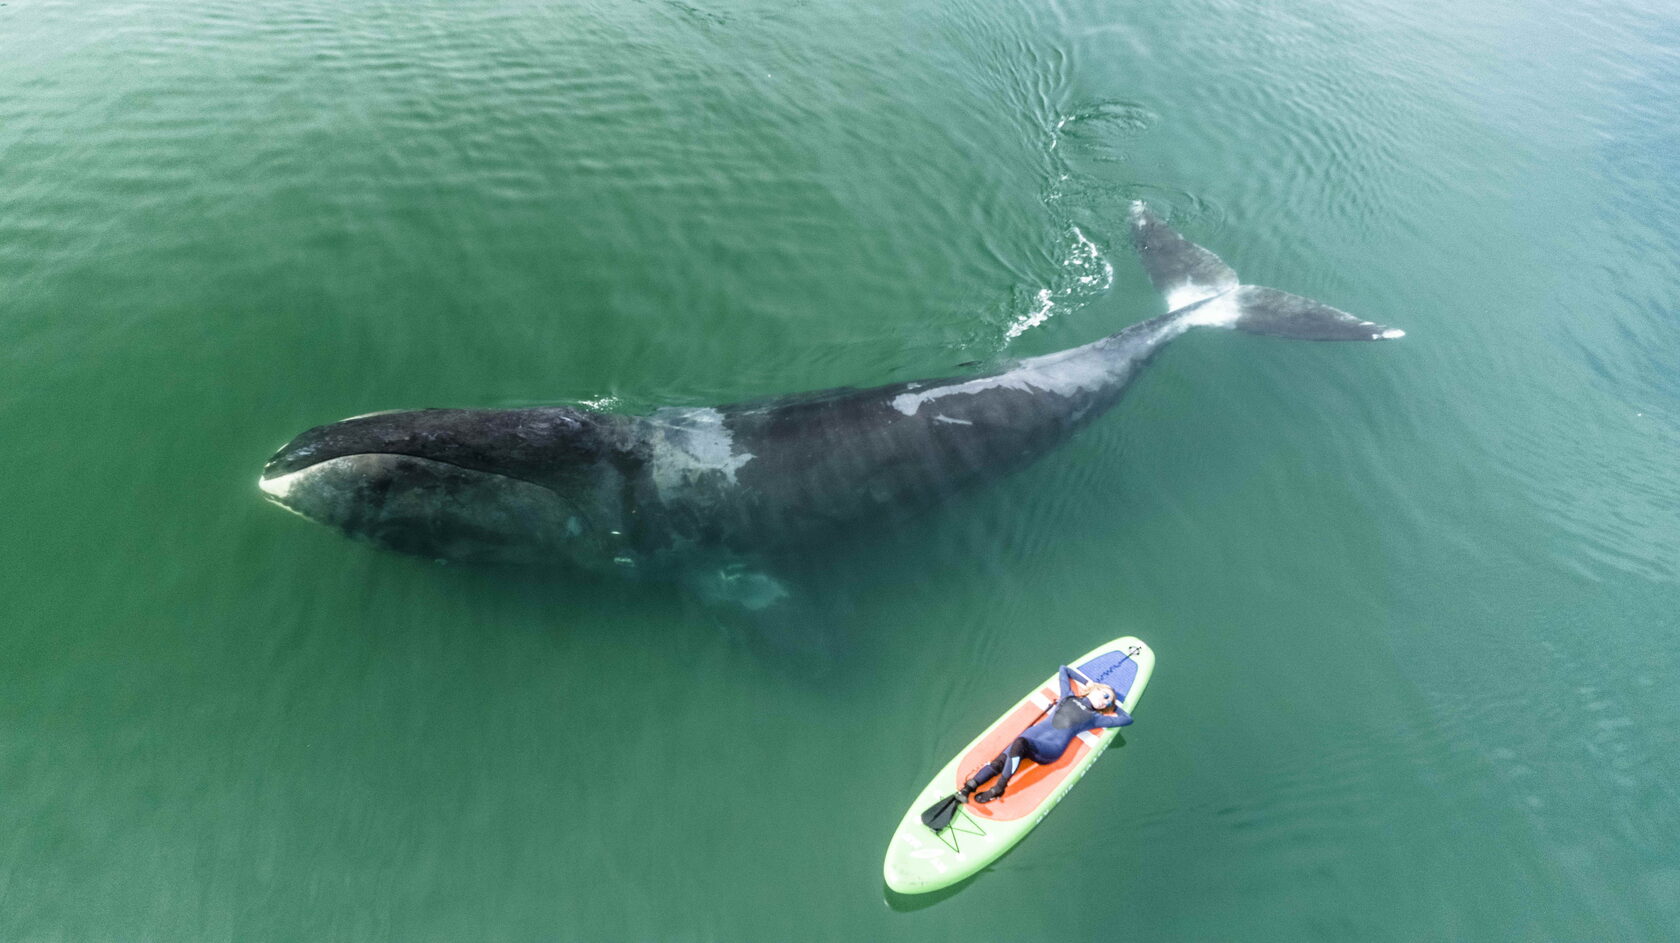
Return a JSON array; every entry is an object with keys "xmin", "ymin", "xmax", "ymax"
[{"xmin": 1129, "ymin": 201, "xmax": 1403, "ymax": 341}]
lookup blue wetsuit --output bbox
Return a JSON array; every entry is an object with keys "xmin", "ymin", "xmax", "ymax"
[{"xmin": 964, "ymin": 666, "xmax": 1133, "ymax": 801}]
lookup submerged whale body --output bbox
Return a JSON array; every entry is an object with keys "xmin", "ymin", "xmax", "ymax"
[{"xmin": 260, "ymin": 204, "xmax": 1402, "ymax": 608}]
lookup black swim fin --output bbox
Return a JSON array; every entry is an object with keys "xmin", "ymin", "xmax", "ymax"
[
  {"xmin": 920, "ymin": 793, "xmax": 962, "ymax": 832},
  {"xmin": 1129, "ymin": 201, "xmax": 1404, "ymax": 342}
]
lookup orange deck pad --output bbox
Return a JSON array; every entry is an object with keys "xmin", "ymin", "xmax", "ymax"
[{"xmin": 953, "ymin": 687, "xmax": 1112, "ymax": 822}]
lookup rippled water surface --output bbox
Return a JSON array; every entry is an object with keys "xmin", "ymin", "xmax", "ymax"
[{"xmin": 4, "ymin": 0, "xmax": 1679, "ymax": 938}]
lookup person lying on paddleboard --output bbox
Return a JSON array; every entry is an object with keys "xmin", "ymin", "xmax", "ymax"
[{"xmin": 959, "ymin": 666, "xmax": 1133, "ymax": 803}]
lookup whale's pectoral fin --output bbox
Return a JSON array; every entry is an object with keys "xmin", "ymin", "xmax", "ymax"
[
  {"xmin": 681, "ymin": 559, "xmax": 845, "ymax": 660},
  {"xmin": 1129, "ymin": 201, "xmax": 1239, "ymax": 312},
  {"xmin": 1130, "ymin": 200, "xmax": 1404, "ymax": 341},
  {"xmin": 686, "ymin": 561, "xmax": 794, "ymax": 612}
]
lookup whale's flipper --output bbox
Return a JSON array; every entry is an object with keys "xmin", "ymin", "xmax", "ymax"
[
  {"xmin": 686, "ymin": 561, "xmax": 794, "ymax": 612},
  {"xmin": 680, "ymin": 559, "xmax": 844, "ymax": 662},
  {"xmin": 1129, "ymin": 201, "xmax": 1403, "ymax": 341}
]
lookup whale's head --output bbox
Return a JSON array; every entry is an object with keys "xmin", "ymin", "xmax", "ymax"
[{"xmin": 259, "ymin": 407, "xmax": 619, "ymax": 565}]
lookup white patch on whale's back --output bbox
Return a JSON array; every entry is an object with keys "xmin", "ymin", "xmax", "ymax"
[
  {"xmin": 890, "ymin": 339, "xmax": 1129, "ymax": 416},
  {"xmin": 645, "ymin": 406, "xmax": 755, "ymax": 499},
  {"xmin": 933, "ymin": 415, "xmax": 972, "ymax": 425}
]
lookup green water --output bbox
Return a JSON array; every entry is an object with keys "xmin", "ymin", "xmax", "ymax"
[{"xmin": 4, "ymin": 0, "xmax": 1679, "ymax": 938}]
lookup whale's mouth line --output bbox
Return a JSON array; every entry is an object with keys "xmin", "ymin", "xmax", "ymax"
[
  {"xmin": 262, "ymin": 451, "xmax": 542, "ymax": 493},
  {"xmin": 258, "ymin": 451, "xmax": 595, "ymax": 529},
  {"xmin": 258, "ymin": 466, "xmax": 310, "ymax": 502},
  {"xmin": 256, "ymin": 467, "xmax": 318, "ymax": 522}
]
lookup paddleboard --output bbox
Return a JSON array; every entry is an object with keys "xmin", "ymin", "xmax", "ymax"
[{"xmin": 882, "ymin": 635, "xmax": 1155, "ymax": 895}]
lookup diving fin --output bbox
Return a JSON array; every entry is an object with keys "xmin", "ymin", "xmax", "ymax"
[{"xmin": 920, "ymin": 793, "xmax": 962, "ymax": 832}]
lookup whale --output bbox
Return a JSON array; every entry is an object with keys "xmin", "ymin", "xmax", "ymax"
[{"xmin": 259, "ymin": 203, "xmax": 1402, "ymax": 609}]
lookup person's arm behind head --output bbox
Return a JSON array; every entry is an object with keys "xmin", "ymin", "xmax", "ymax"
[{"xmin": 1094, "ymin": 706, "xmax": 1133, "ymax": 728}]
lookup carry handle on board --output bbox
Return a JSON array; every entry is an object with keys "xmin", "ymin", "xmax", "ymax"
[{"xmin": 918, "ymin": 665, "xmax": 1102, "ymax": 832}]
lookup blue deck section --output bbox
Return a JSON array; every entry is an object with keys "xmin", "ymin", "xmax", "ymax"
[{"xmin": 1075, "ymin": 650, "xmax": 1138, "ymax": 699}]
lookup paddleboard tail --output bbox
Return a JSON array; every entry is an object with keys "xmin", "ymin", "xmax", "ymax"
[{"xmin": 1128, "ymin": 201, "xmax": 1404, "ymax": 342}]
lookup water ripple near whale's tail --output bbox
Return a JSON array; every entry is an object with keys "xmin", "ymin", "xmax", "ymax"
[{"xmin": 1002, "ymin": 225, "xmax": 1113, "ymax": 342}]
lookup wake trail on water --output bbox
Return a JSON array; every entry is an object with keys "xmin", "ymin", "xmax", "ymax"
[
  {"xmin": 996, "ymin": 97, "xmax": 1229, "ymax": 349},
  {"xmin": 1002, "ymin": 224, "xmax": 1113, "ymax": 340}
]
